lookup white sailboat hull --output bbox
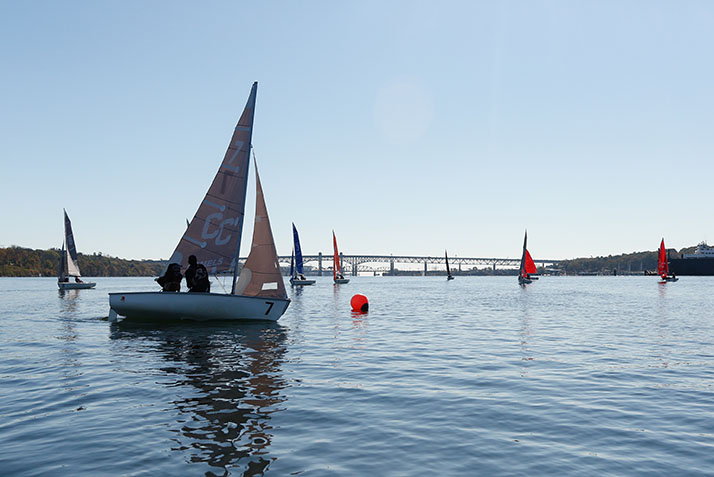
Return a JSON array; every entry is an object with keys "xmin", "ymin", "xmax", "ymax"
[
  {"xmin": 290, "ymin": 278, "xmax": 316, "ymax": 286},
  {"xmin": 59, "ymin": 281, "xmax": 96, "ymax": 290},
  {"xmin": 108, "ymin": 292, "xmax": 290, "ymax": 322}
]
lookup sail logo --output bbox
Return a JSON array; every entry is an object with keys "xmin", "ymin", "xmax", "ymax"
[
  {"xmin": 202, "ymin": 212, "xmax": 240, "ymax": 246},
  {"xmin": 183, "ymin": 200, "xmax": 242, "ymax": 249}
]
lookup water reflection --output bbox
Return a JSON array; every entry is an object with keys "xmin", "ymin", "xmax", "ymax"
[
  {"xmin": 58, "ymin": 289, "xmax": 80, "ymax": 315},
  {"xmin": 110, "ymin": 322, "xmax": 289, "ymax": 475},
  {"xmin": 517, "ymin": 289, "xmax": 534, "ymax": 377}
]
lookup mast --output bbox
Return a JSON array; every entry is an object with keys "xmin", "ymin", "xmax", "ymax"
[
  {"xmin": 231, "ymin": 83, "xmax": 258, "ymax": 294},
  {"xmin": 333, "ymin": 231, "xmax": 339, "ymax": 280},
  {"xmin": 519, "ymin": 230, "xmax": 528, "ymax": 278}
]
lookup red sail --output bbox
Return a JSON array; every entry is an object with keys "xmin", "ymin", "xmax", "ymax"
[
  {"xmin": 657, "ymin": 239, "xmax": 668, "ymax": 277},
  {"xmin": 524, "ymin": 249, "xmax": 537, "ymax": 274}
]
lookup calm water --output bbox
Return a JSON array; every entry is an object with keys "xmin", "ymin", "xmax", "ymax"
[{"xmin": 1, "ymin": 276, "xmax": 714, "ymax": 476}]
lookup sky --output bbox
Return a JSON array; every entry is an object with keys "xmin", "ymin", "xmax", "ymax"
[{"xmin": 1, "ymin": 1, "xmax": 713, "ymax": 261}]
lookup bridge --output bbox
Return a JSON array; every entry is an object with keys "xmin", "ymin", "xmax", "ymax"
[{"xmin": 263, "ymin": 254, "xmax": 562, "ymax": 275}]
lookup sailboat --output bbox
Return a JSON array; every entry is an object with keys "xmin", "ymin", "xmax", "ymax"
[
  {"xmin": 445, "ymin": 250, "xmax": 454, "ymax": 280},
  {"xmin": 289, "ymin": 223, "xmax": 316, "ymax": 286},
  {"xmin": 333, "ymin": 231, "xmax": 350, "ymax": 284},
  {"xmin": 58, "ymin": 209, "xmax": 96, "ymax": 290},
  {"xmin": 518, "ymin": 230, "xmax": 538, "ymax": 285},
  {"xmin": 108, "ymin": 82, "xmax": 290, "ymax": 322},
  {"xmin": 658, "ymin": 238, "xmax": 678, "ymax": 282}
]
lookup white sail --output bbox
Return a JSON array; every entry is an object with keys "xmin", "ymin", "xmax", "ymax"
[
  {"xmin": 64, "ymin": 209, "xmax": 82, "ymax": 277},
  {"xmin": 167, "ymin": 82, "xmax": 257, "ymax": 276}
]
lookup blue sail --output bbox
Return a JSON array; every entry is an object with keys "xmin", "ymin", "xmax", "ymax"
[{"xmin": 292, "ymin": 223, "xmax": 304, "ymax": 275}]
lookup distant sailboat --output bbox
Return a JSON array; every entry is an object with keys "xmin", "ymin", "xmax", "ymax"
[
  {"xmin": 658, "ymin": 238, "xmax": 678, "ymax": 282},
  {"xmin": 333, "ymin": 231, "xmax": 350, "ymax": 284},
  {"xmin": 445, "ymin": 250, "xmax": 454, "ymax": 280},
  {"xmin": 108, "ymin": 82, "xmax": 290, "ymax": 322},
  {"xmin": 290, "ymin": 223, "xmax": 315, "ymax": 286},
  {"xmin": 518, "ymin": 230, "xmax": 538, "ymax": 285},
  {"xmin": 58, "ymin": 209, "xmax": 96, "ymax": 290}
]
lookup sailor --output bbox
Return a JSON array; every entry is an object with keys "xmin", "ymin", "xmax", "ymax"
[
  {"xmin": 157, "ymin": 263, "xmax": 182, "ymax": 292},
  {"xmin": 185, "ymin": 255, "xmax": 210, "ymax": 293}
]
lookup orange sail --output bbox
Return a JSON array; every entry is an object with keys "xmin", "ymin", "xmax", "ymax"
[
  {"xmin": 657, "ymin": 238, "xmax": 668, "ymax": 278},
  {"xmin": 333, "ymin": 231, "xmax": 341, "ymax": 280}
]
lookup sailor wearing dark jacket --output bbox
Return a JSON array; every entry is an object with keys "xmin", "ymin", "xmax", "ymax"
[{"xmin": 185, "ymin": 255, "xmax": 210, "ymax": 293}]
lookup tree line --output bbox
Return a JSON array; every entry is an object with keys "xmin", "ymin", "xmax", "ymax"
[
  {"xmin": 0, "ymin": 244, "xmax": 699, "ymax": 277},
  {"xmin": 0, "ymin": 246, "xmax": 166, "ymax": 277},
  {"xmin": 555, "ymin": 245, "xmax": 695, "ymax": 275}
]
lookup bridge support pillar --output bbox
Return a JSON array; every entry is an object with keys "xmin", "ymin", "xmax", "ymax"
[
  {"xmin": 390, "ymin": 258, "xmax": 395, "ymax": 275},
  {"xmin": 493, "ymin": 262, "xmax": 496, "ymax": 272},
  {"xmin": 318, "ymin": 252, "xmax": 323, "ymax": 276},
  {"xmin": 352, "ymin": 262, "xmax": 358, "ymax": 276},
  {"xmin": 424, "ymin": 261, "xmax": 427, "ymax": 276}
]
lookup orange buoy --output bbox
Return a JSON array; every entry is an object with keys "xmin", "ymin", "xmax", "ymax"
[{"xmin": 350, "ymin": 294, "xmax": 369, "ymax": 312}]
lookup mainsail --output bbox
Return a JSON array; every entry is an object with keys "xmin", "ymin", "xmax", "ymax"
[
  {"xmin": 445, "ymin": 250, "xmax": 452, "ymax": 278},
  {"xmin": 657, "ymin": 239, "xmax": 668, "ymax": 278},
  {"xmin": 333, "ymin": 231, "xmax": 342, "ymax": 280},
  {"xmin": 519, "ymin": 230, "xmax": 528, "ymax": 278},
  {"xmin": 234, "ymin": 162, "xmax": 287, "ymax": 299},
  {"xmin": 63, "ymin": 209, "xmax": 82, "ymax": 277},
  {"xmin": 292, "ymin": 223, "xmax": 305, "ymax": 276},
  {"xmin": 167, "ymin": 82, "xmax": 257, "ymax": 277}
]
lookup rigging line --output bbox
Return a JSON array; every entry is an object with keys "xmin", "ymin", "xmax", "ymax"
[{"xmin": 215, "ymin": 274, "xmax": 229, "ymax": 294}]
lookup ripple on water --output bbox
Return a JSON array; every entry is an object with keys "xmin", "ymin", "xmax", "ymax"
[{"xmin": 2, "ymin": 277, "xmax": 714, "ymax": 475}]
